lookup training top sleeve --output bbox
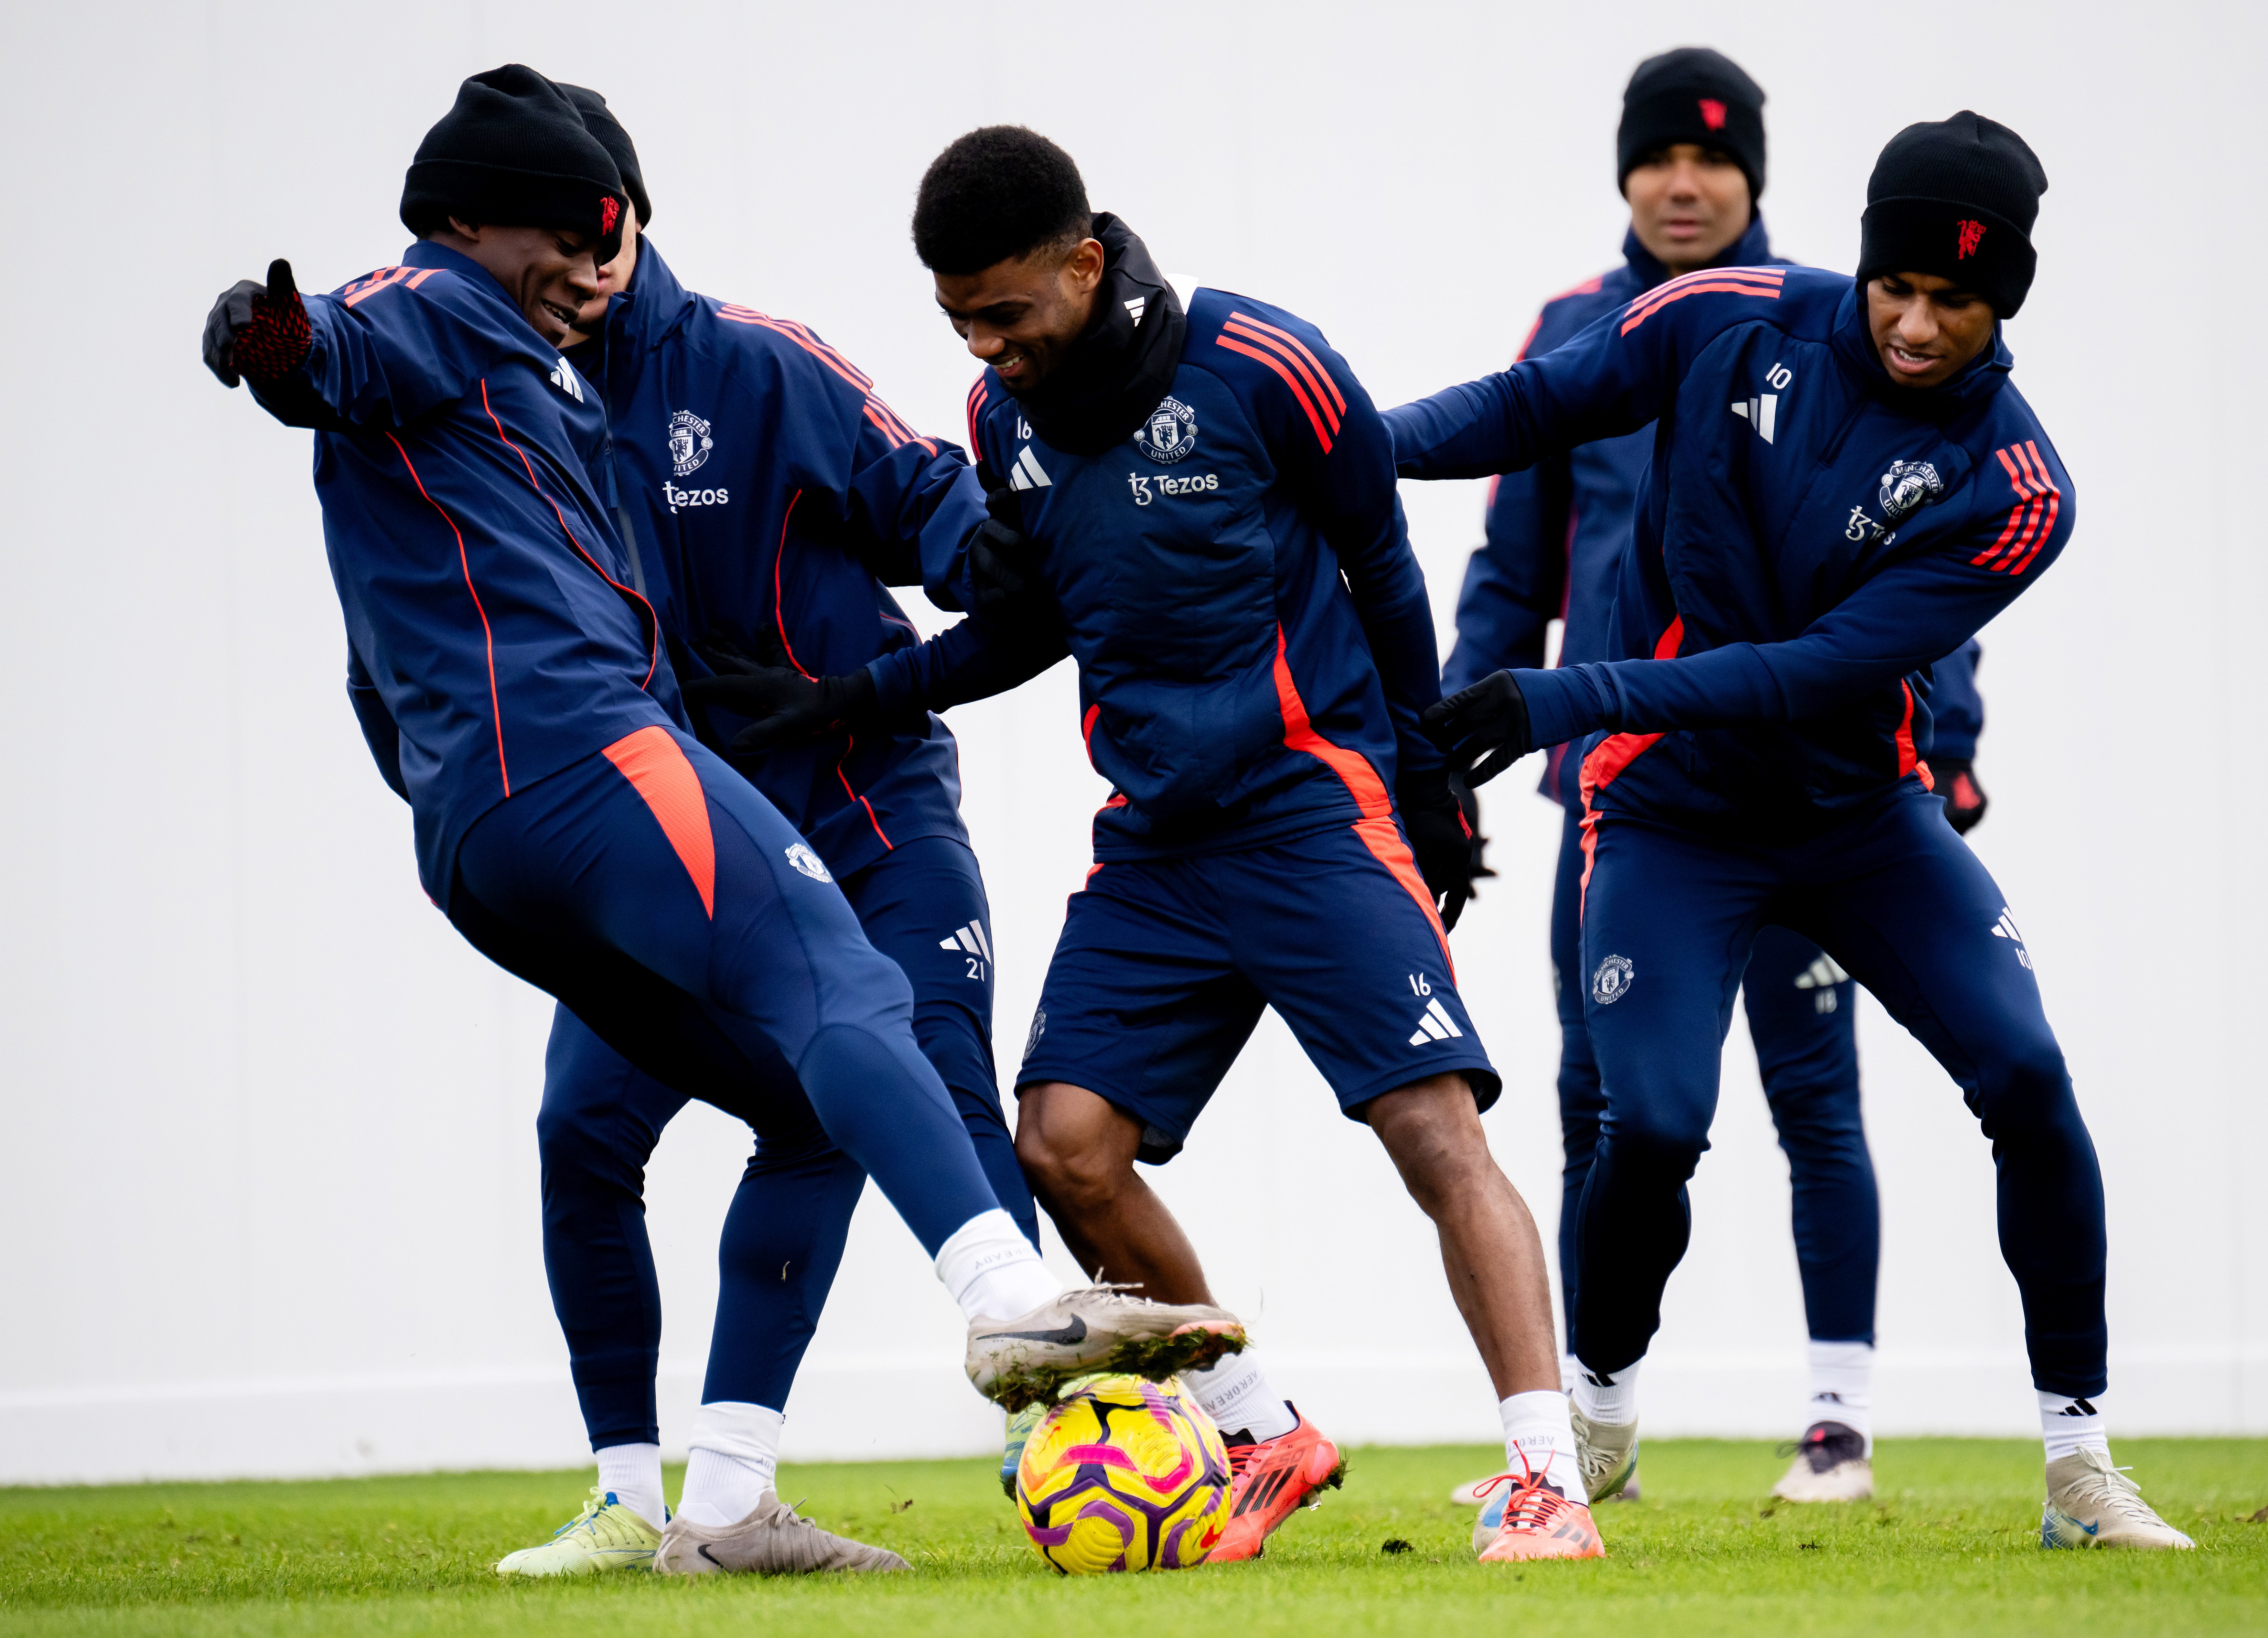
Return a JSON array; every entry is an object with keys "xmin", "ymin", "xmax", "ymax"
[
  {"xmin": 1385, "ymin": 270, "xmax": 1790, "ymax": 480},
  {"xmin": 1205, "ymin": 306, "xmax": 1445, "ymax": 783},
  {"xmin": 255, "ymin": 271, "xmax": 505, "ymax": 431},
  {"xmin": 864, "ymin": 616, "xmax": 1070, "ymax": 715},
  {"xmin": 1511, "ymin": 485, "xmax": 2072, "ymax": 746},
  {"xmin": 739, "ymin": 314, "xmax": 988, "ymax": 596}
]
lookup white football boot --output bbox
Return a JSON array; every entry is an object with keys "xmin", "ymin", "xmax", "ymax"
[
  {"xmin": 652, "ymin": 1490, "xmax": 907, "ymax": 1574},
  {"xmin": 2040, "ymin": 1449, "xmax": 2195, "ymax": 1550},
  {"xmin": 966, "ymin": 1285, "xmax": 1245, "ymax": 1410},
  {"xmin": 494, "ymin": 1487, "xmax": 662, "ymax": 1576},
  {"xmin": 1772, "ymin": 1421, "xmax": 1874, "ymax": 1503},
  {"xmin": 1570, "ymin": 1406, "xmax": 1640, "ymax": 1506}
]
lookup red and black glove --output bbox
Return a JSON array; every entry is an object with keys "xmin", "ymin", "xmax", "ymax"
[
  {"xmin": 1935, "ymin": 759, "xmax": 1988, "ymax": 834},
  {"xmin": 203, "ymin": 259, "xmax": 311, "ymax": 387}
]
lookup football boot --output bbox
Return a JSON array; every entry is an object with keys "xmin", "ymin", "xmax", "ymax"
[
  {"xmin": 494, "ymin": 1487, "xmax": 661, "ymax": 1576},
  {"xmin": 1772, "ymin": 1421, "xmax": 1873, "ymax": 1502},
  {"xmin": 966, "ymin": 1284, "xmax": 1245, "ymax": 1410},
  {"xmin": 2040, "ymin": 1449, "xmax": 2195, "ymax": 1550},
  {"xmin": 1570, "ymin": 1405, "xmax": 1640, "ymax": 1505},
  {"xmin": 652, "ymin": 1490, "xmax": 907, "ymax": 1574},
  {"xmin": 1471, "ymin": 1468, "xmax": 1606, "ymax": 1561},
  {"xmin": 1207, "ymin": 1407, "xmax": 1345, "ymax": 1562}
]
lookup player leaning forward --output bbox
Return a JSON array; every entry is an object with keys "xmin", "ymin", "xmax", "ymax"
[
  {"xmin": 1399, "ymin": 113, "xmax": 2189, "ymax": 1550},
  {"xmin": 200, "ymin": 63, "xmax": 1244, "ymax": 1571},
  {"xmin": 726, "ymin": 126, "xmax": 1603, "ymax": 1563}
]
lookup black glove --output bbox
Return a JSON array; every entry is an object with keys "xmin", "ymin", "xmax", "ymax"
[
  {"xmin": 203, "ymin": 259, "xmax": 311, "ymax": 387},
  {"xmin": 682, "ymin": 634, "xmax": 878, "ymax": 757},
  {"xmin": 968, "ymin": 486, "xmax": 1050, "ymax": 631},
  {"xmin": 1398, "ymin": 767, "xmax": 1476, "ymax": 931},
  {"xmin": 1421, "ymin": 670, "xmax": 1535, "ymax": 787},
  {"xmin": 1935, "ymin": 758, "xmax": 1988, "ymax": 834}
]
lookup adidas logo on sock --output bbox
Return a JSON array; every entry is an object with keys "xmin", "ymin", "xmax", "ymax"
[
  {"xmin": 939, "ymin": 921, "xmax": 993, "ymax": 959},
  {"xmin": 1407, "ymin": 996, "xmax": 1464, "ymax": 1047}
]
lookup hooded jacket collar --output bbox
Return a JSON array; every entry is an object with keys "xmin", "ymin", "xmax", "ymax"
[
  {"xmin": 1829, "ymin": 282, "xmax": 2013, "ymax": 422},
  {"xmin": 1011, "ymin": 213, "xmax": 1187, "ymax": 457},
  {"xmin": 1620, "ymin": 211, "xmax": 1776, "ymax": 293}
]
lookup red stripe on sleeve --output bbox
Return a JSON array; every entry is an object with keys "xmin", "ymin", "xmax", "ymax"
[{"xmin": 1215, "ymin": 334, "xmax": 1332, "ymax": 452}]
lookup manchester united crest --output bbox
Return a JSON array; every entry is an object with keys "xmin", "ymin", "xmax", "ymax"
[
  {"xmin": 1132, "ymin": 396, "xmax": 1198, "ymax": 465},
  {"xmin": 1878, "ymin": 459, "xmax": 1946, "ymax": 523},
  {"xmin": 667, "ymin": 409, "xmax": 714, "ymax": 477}
]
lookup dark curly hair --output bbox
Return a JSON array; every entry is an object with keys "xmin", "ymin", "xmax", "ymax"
[{"xmin": 912, "ymin": 126, "xmax": 1092, "ymax": 275}]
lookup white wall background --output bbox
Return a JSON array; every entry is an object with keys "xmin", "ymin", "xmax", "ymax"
[{"xmin": 2, "ymin": 0, "xmax": 2261, "ymax": 1484}]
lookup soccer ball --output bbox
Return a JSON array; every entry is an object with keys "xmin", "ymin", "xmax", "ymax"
[{"xmin": 1013, "ymin": 1374, "xmax": 1231, "ymax": 1573}]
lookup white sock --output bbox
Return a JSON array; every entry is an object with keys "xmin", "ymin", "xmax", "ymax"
[
  {"xmin": 676, "ymin": 1401, "xmax": 784, "ymax": 1528},
  {"xmin": 1560, "ymin": 1354, "xmax": 1580, "ymax": 1395},
  {"xmin": 1570, "ymin": 1358, "xmax": 1640, "ymax": 1426},
  {"xmin": 1500, "ymin": 1389, "xmax": 1584, "ymax": 1499},
  {"xmin": 2039, "ymin": 1390, "xmax": 2109, "ymax": 1463},
  {"xmin": 935, "ymin": 1208, "xmax": 1062, "ymax": 1323},
  {"xmin": 1806, "ymin": 1339, "xmax": 1876, "ymax": 1453},
  {"xmin": 593, "ymin": 1441, "xmax": 665, "ymax": 1528},
  {"xmin": 1183, "ymin": 1349, "xmax": 1297, "ymax": 1444}
]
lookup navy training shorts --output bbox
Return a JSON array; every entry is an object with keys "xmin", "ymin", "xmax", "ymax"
[{"xmin": 1016, "ymin": 819, "xmax": 1500, "ymax": 1162}]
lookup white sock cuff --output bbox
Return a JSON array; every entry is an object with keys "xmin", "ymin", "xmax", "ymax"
[
  {"xmin": 2038, "ymin": 1389, "xmax": 2108, "ymax": 1462},
  {"xmin": 687, "ymin": 1400, "xmax": 785, "ymax": 1463},
  {"xmin": 1571, "ymin": 1357, "xmax": 1640, "ymax": 1425},
  {"xmin": 933, "ymin": 1208, "xmax": 1044, "ymax": 1306},
  {"xmin": 1499, "ymin": 1389, "xmax": 1575, "ymax": 1438}
]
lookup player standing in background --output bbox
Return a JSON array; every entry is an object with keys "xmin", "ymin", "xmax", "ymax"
[
  {"xmin": 714, "ymin": 126, "xmax": 1604, "ymax": 1564},
  {"xmin": 1395, "ymin": 112, "xmax": 2192, "ymax": 1549},
  {"xmin": 481, "ymin": 87, "xmax": 1043, "ymax": 1576},
  {"xmin": 201, "ymin": 64, "xmax": 1246, "ymax": 1577},
  {"xmin": 1443, "ymin": 49, "xmax": 1990, "ymax": 1512}
]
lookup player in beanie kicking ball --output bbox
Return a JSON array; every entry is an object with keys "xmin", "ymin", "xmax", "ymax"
[
  {"xmin": 1395, "ymin": 112, "xmax": 2189, "ymax": 1549},
  {"xmin": 1445, "ymin": 49, "xmax": 1991, "ymax": 1519},
  {"xmin": 202, "ymin": 65, "xmax": 1246, "ymax": 1577},
  {"xmin": 469, "ymin": 86, "xmax": 1048, "ymax": 1577},
  {"xmin": 708, "ymin": 126, "xmax": 1602, "ymax": 1564}
]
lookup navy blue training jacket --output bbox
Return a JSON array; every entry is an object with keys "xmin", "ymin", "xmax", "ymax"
[
  {"xmin": 572, "ymin": 241, "xmax": 986, "ymax": 880},
  {"xmin": 254, "ymin": 240, "xmax": 675, "ymax": 905},
  {"xmin": 1442, "ymin": 219, "xmax": 1984, "ymax": 804},
  {"xmin": 869, "ymin": 289, "xmax": 1445, "ymax": 862},
  {"xmin": 1390, "ymin": 265, "xmax": 2067, "ymax": 839}
]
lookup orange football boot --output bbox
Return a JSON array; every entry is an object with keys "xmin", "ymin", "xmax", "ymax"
[
  {"xmin": 1473, "ymin": 1467, "xmax": 1605, "ymax": 1562},
  {"xmin": 1206, "ymin": 1409, "xmax": 1344, "ymax": 1562}
]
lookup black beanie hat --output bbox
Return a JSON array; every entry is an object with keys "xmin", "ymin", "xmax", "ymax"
[
  {"xmin": 560, "ymin": 84, "xmax": 652, "ymax": 229},
  {"xmin": 1618, "ymin": 47, "xmax": 1766, "ymax": 202},
  {"xmin": 400, "ymin": 65, "xmax": 628, "ymax": 262},
  {"xmin": 1856, "ymin": 111, "xmax": 2047, "ymax": 317}
]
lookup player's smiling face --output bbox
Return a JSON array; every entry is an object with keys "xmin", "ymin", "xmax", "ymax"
[
  {"xmin": 1866, "ymin": 273, "xmax": 1997, "ymax": 390},
  {"xmin": 440, "ymin": 218, "xmax": 605, "ymax": 346},
  {"xmin": 933, "ymin": 237, "xmax": 1105, "ymax": 394}
]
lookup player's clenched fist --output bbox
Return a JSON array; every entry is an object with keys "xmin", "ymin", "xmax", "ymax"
[
  {"xmin": 203, "ymin": 258, "xmax": 311, "ymax": 387},
  {"xmin": 1422, "ymin": 670, "xmax": 1535, "ymax": 787}
]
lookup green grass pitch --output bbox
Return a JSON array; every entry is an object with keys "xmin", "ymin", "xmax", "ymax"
[{"xmin": 4, "ymin": 1440, "xmax": 2264, "ymax": 1636}]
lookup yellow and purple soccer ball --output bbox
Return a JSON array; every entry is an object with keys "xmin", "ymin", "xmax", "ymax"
[{"xmin": 1013, "ymin": 1374, "xmax": 1231, "ymax": 1573}]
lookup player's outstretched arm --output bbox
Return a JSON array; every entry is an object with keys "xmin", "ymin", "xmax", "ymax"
[
  {"xmin": 1386, "ymin": 276, "xmax": 1777, "ymax": 481},
  {"xmin": 1429, "ymin": 503, "xmax": 2070, "ymax": 784}
]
